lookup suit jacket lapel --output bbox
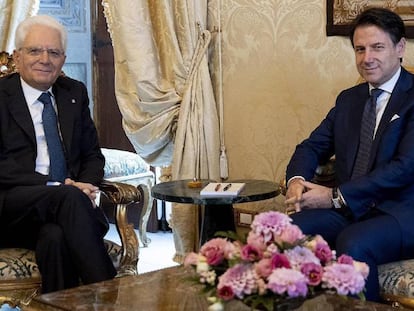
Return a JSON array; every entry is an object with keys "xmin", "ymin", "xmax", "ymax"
[
  {"xmin": 371, "ymin": 69, "xmax": 413, "ymax": 167},
  {"xmin": 53, "ymin": 83, "xmax": 75, "ymax": 155}
]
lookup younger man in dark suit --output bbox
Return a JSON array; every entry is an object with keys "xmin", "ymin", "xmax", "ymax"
[
  {"xmin": 285, "ymin": 8, "xmax": 414, "ymax": 301},
  {"xmin": 0, "ymin": 15, "xmax": 116, "ymax": 292}
]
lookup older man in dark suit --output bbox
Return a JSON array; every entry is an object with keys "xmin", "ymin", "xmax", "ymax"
[
  {"xmin": 0, "ymin": 15, "xmax": 116, "ymax": 293},
  {"xmin": 285, "ymin": 8, "xmax": 414, "ymax": 302}
]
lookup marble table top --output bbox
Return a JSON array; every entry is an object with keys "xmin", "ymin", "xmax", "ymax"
[
  {"xmin": 151, "ymin": 179, "xmax": 280, "ymax": 205},
  {"xmin": 27, "ymin": 266, "xmax": 403, "ymax": 311}
]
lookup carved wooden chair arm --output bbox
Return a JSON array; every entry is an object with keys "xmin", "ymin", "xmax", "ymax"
[{"xmin": 100, "ymin": 180, "xmax": 141, "ymax": 276}]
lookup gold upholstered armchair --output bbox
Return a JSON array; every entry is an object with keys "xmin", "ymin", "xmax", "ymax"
[{"xmin": 0, "ymin": 51, "xmax": 140, "ymax": 308}]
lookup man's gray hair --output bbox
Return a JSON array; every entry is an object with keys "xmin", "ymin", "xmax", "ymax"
[{"xmin": 15, "ymin": 15, "xmax": 67, "ymax": 52}]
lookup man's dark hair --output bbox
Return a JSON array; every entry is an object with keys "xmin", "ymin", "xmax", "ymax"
[{"xmin": 349, "ymin": 7, "xmax": 405, "ymax": 47}]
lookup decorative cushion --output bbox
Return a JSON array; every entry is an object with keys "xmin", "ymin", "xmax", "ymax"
[
  {"xmin": 101, "ymin": 148, "xmax": 149, "ymax": 179},
  {"xmin": 379, "ymin": 259, "xmax": 414, "ymax": 297},
  {"xmin": 0, "ymin": 249, "xmax": 39, "ymax": 280},
  {"xmin": 0, "ymin": 241, "xmax": 122, "ymax": 281}
]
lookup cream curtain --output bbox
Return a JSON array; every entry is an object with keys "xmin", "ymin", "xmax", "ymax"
[
  {"xmin": 0, "ymin": 0, "xmax": 39, "ymax": 52},
  {"xmin": 102, "ymin": 0, "xmax": 221, "ymax": 262}
]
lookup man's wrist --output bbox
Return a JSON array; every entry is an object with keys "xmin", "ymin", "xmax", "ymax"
[
  {"xmin": 331, "ymin": 187, "xmax": 352, "ymax": 219},
  {"xmin": 287, "ymin": 176, "xmax": 305, "ymax": 187}
]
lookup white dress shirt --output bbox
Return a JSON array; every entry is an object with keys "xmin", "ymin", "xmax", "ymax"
[{"xmin": 20, "ymin": 78, "xmax": 57, "ymax": 176}]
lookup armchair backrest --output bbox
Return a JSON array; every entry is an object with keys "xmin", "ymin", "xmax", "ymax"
[{"xmin": 0, "ymin": 51, "xmax": 16, "ymax": 77}]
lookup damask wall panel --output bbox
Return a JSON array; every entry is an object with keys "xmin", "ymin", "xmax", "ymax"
[{"xmin": 208, "ymin": 0, "xmax": 414, "ymax": 211}]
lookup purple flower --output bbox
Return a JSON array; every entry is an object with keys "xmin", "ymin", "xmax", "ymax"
[
  {"xmin": 301, "ymin": 262, "xmax": 323, "ymax": 286},
  {"xmin": 251, "ymin": 211, "xmax": 291, "ymax": 244},
  {"xmin": 285, "ymin": 246, "xmax": 320, "ymax": 270},
  {"xmin": 217, "ymin": 264, "xmax": 258, "ymax": 299},
  {"xmin": 188, "ymin": 211, "xmax": 368, "ymax": 309},
  {"xmin": 322, "ymin": 263, "xmax": 365, "ymax": 295},
  {"xmin": 267, "ymin": 268, "xmax": 308, "ymax": 297}
]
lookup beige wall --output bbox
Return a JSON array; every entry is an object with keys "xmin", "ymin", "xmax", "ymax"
[{"xmin": 208, "ymin": 0, "xmax": 414, "ymax": 213}]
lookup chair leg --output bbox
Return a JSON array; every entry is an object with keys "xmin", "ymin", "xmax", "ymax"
[
  {"xmin": 138, "ymin": 183, "xmax": 154, "ymax": 247},
  {"xmin": 382, "ymin": 293, "xmax": 414, "ymax": 310},
  {"xmin": 114, "ymin": 203, "xmax": 139, "ymax": 276}
]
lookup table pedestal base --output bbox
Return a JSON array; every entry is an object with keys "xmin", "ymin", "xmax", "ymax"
[{"xmin": 200, "ymin": 204, "xmax": 236, "ymax": 245}]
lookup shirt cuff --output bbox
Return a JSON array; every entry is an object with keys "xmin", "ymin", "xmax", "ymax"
[{"xmin": 287, "ymin": 176, "xmax": 305, "ymax": 187}]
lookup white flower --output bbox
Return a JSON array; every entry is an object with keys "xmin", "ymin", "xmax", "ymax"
[
  {"xmin": 197, "ymin": 261, "xmax": 210, "ymax": 273},
  {"xmin": 207, "ymin": 301, "xmax": 224, "ymax": 311},
  {"xmin": 353, "ymin": 260, "xmax": 369, "ymax": 279}
]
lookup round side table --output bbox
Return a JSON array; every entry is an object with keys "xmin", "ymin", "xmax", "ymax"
[{"xmin": 152, "ymin": 179, "xmax": 280, "ymax": 245}]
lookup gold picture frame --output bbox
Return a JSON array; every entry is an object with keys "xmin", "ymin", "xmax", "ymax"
[{"xmin": 327, "ymin": 0, "xmax": 414, "ymax": 38}]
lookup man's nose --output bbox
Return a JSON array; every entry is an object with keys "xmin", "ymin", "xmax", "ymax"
[{"xmin": 38, "ymin": 50, "xmax": 51, "ymax": 61}]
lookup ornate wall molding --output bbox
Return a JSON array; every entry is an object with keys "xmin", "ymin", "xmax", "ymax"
[
  {"xmin": 39, "ymin": 0, "xmax": 86, "ymax": 32},
  {"xmin": 327, "ymin": 0, "xmax": 414, "ymax": 38}
]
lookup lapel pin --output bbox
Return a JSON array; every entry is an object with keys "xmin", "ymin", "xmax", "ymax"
[{"xmin": 71, "ymin": 99, "xmax": 76, "ymax": 104}]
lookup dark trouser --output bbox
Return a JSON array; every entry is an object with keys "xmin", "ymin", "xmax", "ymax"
[
  {"xmin": 0, "ymin": 185, "xmax": 116, "ymax": 293},
  {"xmin": 290, "ymin": 209, "xmax": 402, "ymax": 302}
]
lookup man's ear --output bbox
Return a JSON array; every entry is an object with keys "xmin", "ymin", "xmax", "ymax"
[
  {"xmin": 12, "ymin": 50, "xmax": 20, "ymax": 70},
  {"xmin": 396, "ymin": 37, "xmax": 406, "ymax": 57}
]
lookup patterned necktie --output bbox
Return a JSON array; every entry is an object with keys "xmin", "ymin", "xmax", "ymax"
[
  {"xmin": 39, "ymin": 92, "xmax": 67, "ymax": 182},
  {"xmin": 351, "ymin": 88, "xmax": 383, "ymax": 179}
]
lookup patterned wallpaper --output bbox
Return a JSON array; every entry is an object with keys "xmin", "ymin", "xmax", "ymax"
[{"xmin": 207, "ymin": 0, "xmax": 414, "ymax": 211}]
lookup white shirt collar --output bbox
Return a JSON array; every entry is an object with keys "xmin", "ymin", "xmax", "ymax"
[
  {"xmin": 369, "ymin": 67, "xmax": 401, "ymax": 94},
  {"xmin": 20, "ymin": 78, "xmax": 53, "ymax": 106}
]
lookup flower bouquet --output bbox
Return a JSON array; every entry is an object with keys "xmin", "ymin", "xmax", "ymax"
[{"xmin": 184, "ymin": 211, "xmax": 369, "ymax": 311}]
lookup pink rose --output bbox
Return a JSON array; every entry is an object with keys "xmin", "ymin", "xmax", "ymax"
[
  {"xmin": 246, "ymin": 231, "xmax": 266, "ymax": 251},
  {"xmin": 337, "ymin": 254, "xmax": 354, "ymax": 265},
  {"xmin": 271, "ymin": 253, "xmax": 291, "ymax": 269},
  {"xmin": 255, "ymin": 258, "xmax": 272, "ymax": 278},
  {"xmin": 216, "ymin": 285, "xmax": 234, "ymax": 301},
  {"xmin": 277, "ymin": 224, "xmax": 305, "ymax": 244},
  {"xmin": 183, "ymin": 252, "xmax": 200, "ymax": 266},
  {"xmin": 241, "ymin": 244, "xmax": 263, "ymax": 262},
  {"xmin": 314, "ymin": 242, "xmax": 333, "ymax": 264},
  {"xmin": 301, "ymin": 262, "xmax": 323, "ymax": 286},
  {"xmin": 200, "ymin": 238, "xmax": 229, "ymax": 265}
]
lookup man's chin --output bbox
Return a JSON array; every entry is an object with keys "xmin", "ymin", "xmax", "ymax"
[{"xmin": 361, "ymin": 72, "xmax": 381, "ymax": 86}]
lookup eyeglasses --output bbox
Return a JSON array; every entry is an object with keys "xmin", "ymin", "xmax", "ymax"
[{"xmin": 19, "ymin": 47, "xmax": 65, "ymax": 59}]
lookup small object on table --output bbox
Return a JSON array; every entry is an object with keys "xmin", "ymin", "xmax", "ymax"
[
  {"xmin": 223, "ymin": 183, "xmax": 232, "ymax": 191},
  {"xmin": 200, "ymin": 182, "xmax": 245, "ymax": 197},
  {"xmin": 187, "ymin": 178, "xmax": 202, "ymax": 188}
]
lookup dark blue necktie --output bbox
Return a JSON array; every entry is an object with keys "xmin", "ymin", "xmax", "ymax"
[
  {"xmin": 39, "ymin": 92, "xmax": 67, "ymax": 182},
  {"xmin": 351, "ymin": 88, "xmax": 383, "ymax": 179}
]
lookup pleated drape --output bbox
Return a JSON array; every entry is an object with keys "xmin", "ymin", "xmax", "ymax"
[
  {"xmin": 0, "ymin": 0, "xmax": 39, "ymax": 52},
  {"xmin": 103, "ymin": 0, "xmax": 221, "ymax": 261}
]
